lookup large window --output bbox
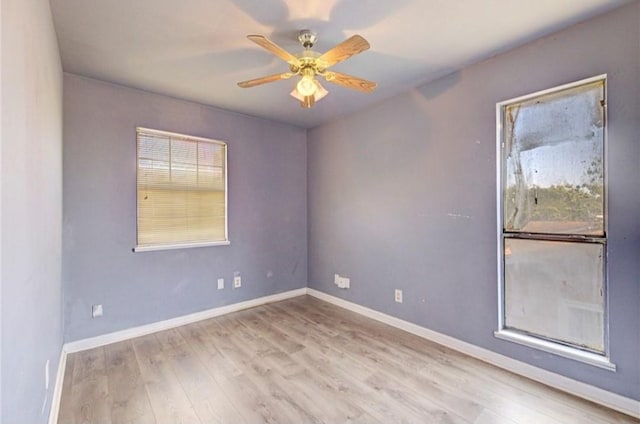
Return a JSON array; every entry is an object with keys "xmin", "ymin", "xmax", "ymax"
[
  {"xmin": 496, "ymin": 76, "xmax": 612, "ymax": 369},
  {"xmin": 135, "ymin": 128, "xmax": 228, "ymax": 252}
]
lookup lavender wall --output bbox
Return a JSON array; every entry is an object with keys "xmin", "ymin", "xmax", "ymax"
[
  {"xmin": 308, "ymin": 3, "xmax": 639, "ymax": 399},
  {"xmin": 1, "ymin": 0, "xmax": 64, "ymax": 422},
  {"xmin": 63, "ymin": 74, "xmax": 307, "ymax": 341}
]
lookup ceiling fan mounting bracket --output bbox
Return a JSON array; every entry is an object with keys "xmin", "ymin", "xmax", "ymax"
[{"xmin": 298, "ymin": 30, "xmax": 317, "ymax": 49}]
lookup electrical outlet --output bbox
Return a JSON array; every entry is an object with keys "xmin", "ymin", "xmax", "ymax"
[
  {"xmin": 395, "ymin": 289, "xmax": 403, "ymax": 303},
  {"xmin": 45, "ymin": 359, "xmax": 50, "ymax": 390},
  {"xmin": 233, "ymin": 275, "xmax": 241, "ymax": 288},
  {"xmin": 334, "ymin": 274, "xmax": 350, "ymax": 289},
  {"xmin": 217, "ymin": 278, "xmax": 224, "ymax": 290},
  {"xmin": 92, "ymin": 304, "xmax": 103, "ymax": 318}
]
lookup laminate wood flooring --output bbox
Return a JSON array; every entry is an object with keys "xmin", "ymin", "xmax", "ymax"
[{"xmin": 57, "ymin": 295, "xmax": 639, "ymax": 424}]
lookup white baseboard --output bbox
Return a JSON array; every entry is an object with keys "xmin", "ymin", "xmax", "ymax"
[
  {"xmin": 52, "ymin": 287, "xmax": 639, "ymax": 419},
  {"xmin": 49, "ymin": 288, "xmax": 307, "ymax": 424},
  {"xmin": 48, "ymin": 348, "xmax": 67, "ymax": 424},
  {"xmin": 64, "ymin": 288, "xmax": 307, "ymax": 353},
  {"xmin": 307, "ymin": 288, "xmax": 640, "ymax": 419}
]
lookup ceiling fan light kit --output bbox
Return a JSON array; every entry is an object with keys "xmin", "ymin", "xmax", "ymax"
[
  {"xmin": 237, "ymin": 30, "xmax": 377, "ymax": 109},
  {"xmin": 289, "ymin": 79, "xmax": 328, "ymax": 109},
  {"xmin": 296, "ymin": 68, "xmax": 317, "ymax": 96}
]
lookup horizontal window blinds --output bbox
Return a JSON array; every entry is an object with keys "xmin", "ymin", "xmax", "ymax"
[{"xmin": 136, "ymin": 128, "xmax": 227, "ymax": 248}]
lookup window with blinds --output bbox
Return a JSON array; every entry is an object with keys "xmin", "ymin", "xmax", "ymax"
[{"xmin": 135, "ymin": 128, "xmax": 228, "ymax": 251}]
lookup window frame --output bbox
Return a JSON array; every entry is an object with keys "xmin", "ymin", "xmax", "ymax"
[
  {"xmin": 133, "ymin": 127, "xmax": 229, "ymax": 253},
  {"xmin": 494, "ymin": 75, "xmax": 614, "ymax": 371}
]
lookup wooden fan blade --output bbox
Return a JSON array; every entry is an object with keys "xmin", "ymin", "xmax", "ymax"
[
  {"xmin": 324, "ymin": 71, "xmax": 377, "ymax": 93},
  {"xmin": 317, "ymin": 35, "xmax": 370, "ymax": 68},
  {"xmin": 247, "ymin": 35, "xmax": 299, "ymax": 65},
  {"xmin": 237, "ymin": 72, "xmax": 294, "ymax": 88}
]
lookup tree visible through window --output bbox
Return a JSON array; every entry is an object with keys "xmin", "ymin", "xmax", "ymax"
[
  {"xmin": 135, "ymin": 128, "xmax": 228, "ymax": 251},
  {"xmin": 498, "ymin": 77, "xmax": 607, "ymax": 355}
]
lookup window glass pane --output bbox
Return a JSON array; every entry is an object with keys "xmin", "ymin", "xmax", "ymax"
[
  {"xmin": 504, "ymin": 238, "xmax": 604, "ymax": 353},
  {"xmin": 171, "ymin": 138, "xmax": 197, "ymax": 165},
  {"xmin": 197, "ymin": 165, "xmax": 224, "ymax": 190},
  {"xmin": 198, "ymin": 142, "xmax": 224, "ymax": 167},
  {"xmin": 138, "ymin": 159, "xmax": 170, "ymax": 187},
  {"xmin": 504, "ymin": 81, "xmax": 604, "ymax": 235},
  {"xmin": 171, "ymin": 164, "xmax": 198, "ymax": 188},
  {"xmin": 138, "ymin": 134, "xmax": 169, "ymax": 161}
]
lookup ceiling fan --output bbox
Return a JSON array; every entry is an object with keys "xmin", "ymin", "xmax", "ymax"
[{"xmin": 237, "ymin": 30, "xmax": 377, "ymax": 108}]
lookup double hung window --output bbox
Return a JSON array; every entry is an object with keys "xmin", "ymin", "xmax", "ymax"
[{"xmin": 496, "ymin": 76, "xmax": 612, "ymax": 369}]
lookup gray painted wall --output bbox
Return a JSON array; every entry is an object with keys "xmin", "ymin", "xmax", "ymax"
[
  {"xmin": 1, "ymin": 0, "xmax": 64, "ymax": 422},
  {"xmin": 63, "ymin": 74, "xmax": 307, "ymax": 341},
  {"xmin": 308, "ymin": 3, "xmax": 639, "ymax": 400}
]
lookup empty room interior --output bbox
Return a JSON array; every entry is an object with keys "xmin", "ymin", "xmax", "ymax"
[{"xmin": 2, "ymin": 0, "xmax": 640, "ymax": 423}]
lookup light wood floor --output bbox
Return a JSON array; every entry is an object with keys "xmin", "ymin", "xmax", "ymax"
[{"xmin": 58, "ymin": 295, "xmax": 638, "ymax": 424}]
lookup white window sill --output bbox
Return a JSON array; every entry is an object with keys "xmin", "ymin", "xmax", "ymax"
[
  {"xmin": 494, "ymin": 329, "xmax": 615, "ymax": 371},
  {"xmin": 133, "ymin": 240, "xmax": 230, "ymax": 252}
]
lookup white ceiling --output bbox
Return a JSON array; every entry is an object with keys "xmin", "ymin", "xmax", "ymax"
[{"xmin": 50, "ymin": 0, "xmax": 630, "ymax": 128}]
